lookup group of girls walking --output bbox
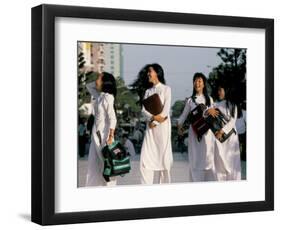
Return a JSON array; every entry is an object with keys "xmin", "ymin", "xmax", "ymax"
[{"xmin": 85, "ymin": 63, "xmax": 241, "ymax": 187}]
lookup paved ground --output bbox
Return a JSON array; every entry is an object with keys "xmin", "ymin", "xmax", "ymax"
[{"xmin": 78, "ymin": 153, "xmax": 246, "ymax": 187}]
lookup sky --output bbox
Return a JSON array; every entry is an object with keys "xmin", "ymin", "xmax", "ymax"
[{"xmin": 122, "ymin": 44, "xmax": 222, "ymax": 105}]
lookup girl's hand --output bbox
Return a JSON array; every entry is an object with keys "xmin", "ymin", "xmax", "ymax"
[
  {"xmin": 178, "ymin": 128, "xmax": 184, "ymax": 136},
  {"xmin": 107, "ymin": 135, "xmax": 114, "ymax": 145},
  {"xmin": 153, "ymin": 114, "xmax": 167, "ymax": 123},
  {"xmin": 149, "ymin": 121, "xmax": 157, "ymax": 129},
  {"xmin": 215, "ymin": 129, "xmax": 224, "ymax": 141},
  {"xmin": 207, "ymin": 108, "xmax": 219, "ymax": 118}
]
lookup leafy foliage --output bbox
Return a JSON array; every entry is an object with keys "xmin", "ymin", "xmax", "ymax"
[
  {"xmin": 208, "ymin": 48, "xmax": 246, "ymax": 105},
  {"xmin": 115, "ymin": 77, "xmax": 140, "ymax": 113},
  {"xmin": 129, "ymin": 64, "xmax": 152, "ymax": 106},
  {"xmin": 171, "ymin": 100, "xmax": 186, "ymax": 118}
]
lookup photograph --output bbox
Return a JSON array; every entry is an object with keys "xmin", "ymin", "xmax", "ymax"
[
  {"xmin": 77, "ymin": 42, "xmax": 247, "ymax": 187},
  {"xmin": 31, "ymin": 4, "xmax": 274, "ymax": 225}
]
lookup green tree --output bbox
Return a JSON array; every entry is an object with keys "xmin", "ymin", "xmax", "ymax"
[
  {"xmin": 115, "ymin": 77, "xmax": 140, "ymax": 114},
  {"xmin": 171, "ymin": 100, "xmax": 185, "ymax": 118},
  {"xmin": 208, "ymin": 48, "xmax": 246, "ymax": 105}
]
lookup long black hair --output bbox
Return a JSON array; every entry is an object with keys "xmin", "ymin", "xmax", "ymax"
[
  {"xmin": 191, "ymin": 72, "xmax": 211, "ymax": 106},
  {"xmin": 216, "ymin": 81, "xmax": 242, "ymax": 118},
  {"xmin": 101, "ymin": 72, "xmax": 117, "ymax": 98},
  {"xmin": 101, "ymin": 72, "xmax": 117, "ymax": 115},
  {"xmin": 148, "ymin": 63, "xmax": 166, "ymax": 85},
  {"xmin": 131, "ymin": 63, "xmax": 166, "ymax": 105}
]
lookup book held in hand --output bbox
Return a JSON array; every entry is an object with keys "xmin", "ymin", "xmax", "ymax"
[{"xmin": 142, "ymin": 93, "xmax": 164, "ymax": 115}]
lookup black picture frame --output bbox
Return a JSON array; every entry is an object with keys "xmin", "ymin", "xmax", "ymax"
[{"xmin": 31, "ymin": 4, "xmax": 274, "ymax": 226}]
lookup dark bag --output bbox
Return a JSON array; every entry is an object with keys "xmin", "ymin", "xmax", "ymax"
[
  {"xmin": 205, "ymin": 108, "xmax": 236, "ymax": 143},
  {"xmin": 142, "ymin": 93, "xmax": 163, "ymax": 115},
  {"xmin": 101, "ymin": 141, "xmax": 131, "ymax": 182},
  {"xmin": 188, "ymin": 103, "xmax": 210, "ymax": 141},
  {"xmin": 185, "ymin": 97, "xmax": 236, "ymax": 142}
]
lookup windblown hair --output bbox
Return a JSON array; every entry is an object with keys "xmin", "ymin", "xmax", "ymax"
[{"xmin": 131, "ymin": 63, "xmax": 166, "ymax": 105}]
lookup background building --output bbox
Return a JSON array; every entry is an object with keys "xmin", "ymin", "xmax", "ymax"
[
  {"xmin": 103, "ymin": 43, "xmax": 123, "ymax": 78},
  {"xmin": 78, "ymin": 42, "xmax": 123, "ymax": 78}
]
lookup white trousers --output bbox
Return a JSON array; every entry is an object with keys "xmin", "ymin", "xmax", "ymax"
[{"xmin": 140, "ymin": 166, "xmax": 171, "ymax": 184}]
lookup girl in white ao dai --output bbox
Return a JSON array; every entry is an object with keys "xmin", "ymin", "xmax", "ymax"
[
  {"xmin": 140, "ymin": 64, "xmax": 173, "ymax": 184},
  {"xmin": 85, "ymin": 72, "xmax": 118, "ymax": 186},
  {"xmin": 212, "ymin": 85, "xmax": 241, "ymax": 181},
  {"xmin": 177, "ymin": 73, "xmax": 217, "ymax": 182}
]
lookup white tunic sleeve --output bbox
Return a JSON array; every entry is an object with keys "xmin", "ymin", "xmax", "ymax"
[
  {"xmin": 104, "ymin": 94, "xmax": 117, "ymax": 130},
  {"xmin": 177, "ymin": 99, "xmax": 191, "ymax": 126},
  {"xmin": 222, "ymin": 105, "xmax": 237, "ymax": 134},
  {"xmin": 141, "ymin": 89, "xmax": 153, "ymax": 121},
  {"xmin": 160, "ymin": 86, "xmax": 172, "ymax": 118}
]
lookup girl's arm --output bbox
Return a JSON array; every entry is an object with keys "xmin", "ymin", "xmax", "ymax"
[
  {"xmin": 107, "ymin": 129, "xmax": 115, "ymax": 145},
  {"xmin": 222, "ymin": 105, "xmax": 237, "ymax": 134},
  {"xmin": 142, "ymin": 106, "xmax": 154, "ymax": 122},
  {"xmin": 177, "ymin": 99, "xmax": 191, "ymax": 127},
  {"xmin": 177, "ymin": 100, "xmax": 190, "ymax": 136},
  {"xmin": 104, "ymin": 94, "xmax": 117, "ymax": 144},
  {"xmin": 153, "ymin": 87, "xmax": 171, "ymax": 123},
  {"xmin": 204, "ymin": 97, "xmax": 219, "ymax": 118},
  {"xmin": 160, "ymin": 86, "xmax": 172, "ymax": 118},
  {"xmin": 141, "ymin": 90, "xmax": 154, "ymax": 122}
]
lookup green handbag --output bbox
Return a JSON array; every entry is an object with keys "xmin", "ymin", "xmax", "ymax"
[{"xmin": 102, "ymin": 141, "xmax": 131, "ymax": 182}]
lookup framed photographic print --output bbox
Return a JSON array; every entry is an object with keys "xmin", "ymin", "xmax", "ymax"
[{"xmin": 31, "ymin": 4, "xmax": 274, "ymax": 225}]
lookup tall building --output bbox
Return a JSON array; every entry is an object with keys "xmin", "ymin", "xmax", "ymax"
[
  {"xmin": 78, "ymin": 42, "xmax": 123, "ymax": 78},
  {"xmin": 78, "ymin": 42, "xmax": 104, "ymax": 73},
  {"xmin": 103, "ymin": 43, "xmax": 122, "ymax": 78}
]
